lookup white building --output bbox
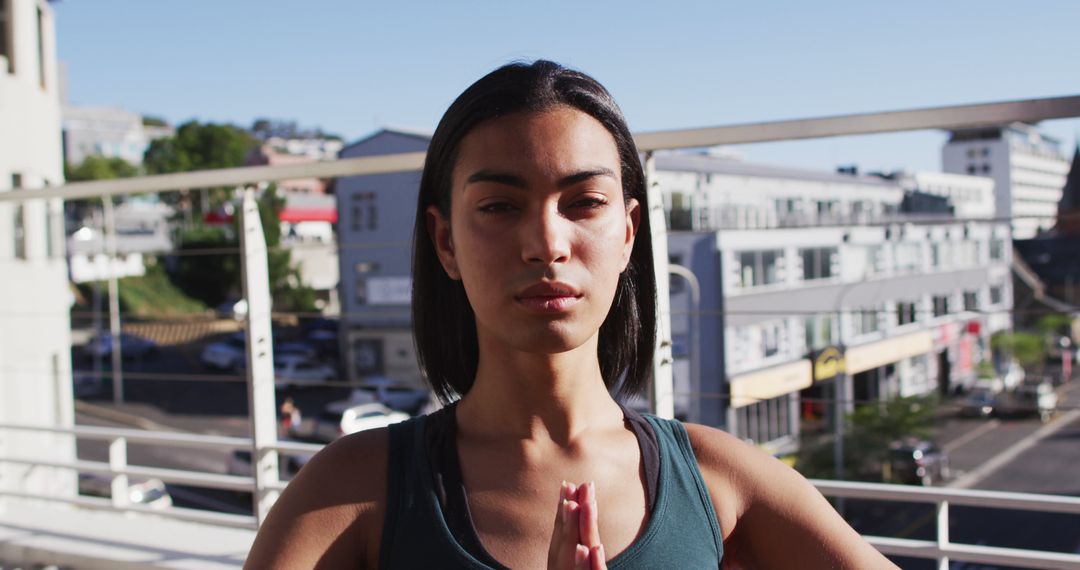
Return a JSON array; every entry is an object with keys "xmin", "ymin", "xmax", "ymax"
[
  {"xmin": 62, "ymin": 105, "xmax": 173, "ymax": 166},
  {"xmin": 0, "ymin": 0, "xmax": 75, "ymax": 498},
  {"xmin": 658, "ymin": 153, "xmax": 1012, "ymax": 455},
  {"xmin": 943, "ymin": 123, "xmax": 1070, "ymax": 239}
]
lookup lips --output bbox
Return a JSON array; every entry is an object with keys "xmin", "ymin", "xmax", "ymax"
[{"xmin": 515, "ymin": 282, "xmax": 582, "ymax": 313}]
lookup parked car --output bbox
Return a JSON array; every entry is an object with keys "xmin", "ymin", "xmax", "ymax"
[
  {"xmin": 216, "ymin": 298, "xmax": 248, "ymax": 321},
  {"xmin": 957, "ymin": 388, "xmax": 997, "ymax": 418},
  {"xmin": 313, "ymin": 402, "xmax": 408, "ymax": 442},
  {"xmin": 274, "ymin": 341, "xmax": 319, "ymax": 361},
  {"xmin": 274, "ymin": 354, "xmax": 336, "ymax": 389},
  {"xmin": 82, "ymin": 332, "xmax": 158, "ymax": 360},
  {"xmin": 200, "ymin": 332, "xmax": 247, "ymax": 371},
  {"xmin": 995, "ymin": 381, "xmax": 1057, "ymax": 422},
  {"xmin": 888, "ymin": 439, "xmax": 949, "ymax": 486},
  {"xmin": 350, "ymin": 376, "xmax": 430, "ymax": 414},
  {"xmin": 78, "ymin": 474, "xmax": 173, "ymax": 509}
]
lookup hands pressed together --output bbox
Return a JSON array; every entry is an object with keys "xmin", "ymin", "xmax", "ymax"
[{"xmin": 547, "ymin": 481, "xmax": 607, "ymax": 570}]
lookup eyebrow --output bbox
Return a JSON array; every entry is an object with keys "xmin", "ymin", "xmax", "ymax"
[{"xmin": 464, "ymin": 167, "xmax": 617, "ymax": 190}]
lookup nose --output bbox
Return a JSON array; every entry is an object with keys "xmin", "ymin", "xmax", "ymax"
[{"xmin": 521, "ymin": 206, "xmax": 571, "ymax": 265}]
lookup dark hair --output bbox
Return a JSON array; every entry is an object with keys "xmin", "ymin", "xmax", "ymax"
[{"xmin": 411, "ymin": 60, "xmax": 656, "ymax": 403}]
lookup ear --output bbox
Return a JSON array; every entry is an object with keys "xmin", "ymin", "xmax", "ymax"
[
  {"xmin": 620, "ymin": 198, "xmax": 641, "ymax": 271},
  {"xmin": 426, "ymin": 205, "xmax": 460, "ymax": 280}
]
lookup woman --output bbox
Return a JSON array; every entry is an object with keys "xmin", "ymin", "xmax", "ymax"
[{"xmin": 245, "ymin": 61, "xmax": 896, "ymax": 569}]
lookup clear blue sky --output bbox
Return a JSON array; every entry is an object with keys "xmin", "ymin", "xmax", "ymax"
[{"xmin": 54, "ymin": 0, "xmax": 1079, "ymax": 173}]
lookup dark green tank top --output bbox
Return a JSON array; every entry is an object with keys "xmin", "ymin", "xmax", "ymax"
[{"xmin": 378, "ymin": 413, "xmax": 724, "ymax": 568}]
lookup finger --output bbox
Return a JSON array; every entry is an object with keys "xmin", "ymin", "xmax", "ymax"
[
  {"xmin": 547, "ymin": 483, "xmax": 571, "ymax": 567},
  {"xmin": 549, "ymin": 498, "xmax": 582, "ymax": 569},
  {"xmin": 574, "ymin": 544, "xmax": 590, "ymax": 570},
  {"xmin": 577, "ymin": 482, "xmax": 601, "ymax": 548},
  {"xmin": 589, "ymin": 545, "xmax": 607, "ymax": 570}
]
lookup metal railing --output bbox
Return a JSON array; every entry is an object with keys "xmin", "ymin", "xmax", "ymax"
[
  {"xmin": 2, "ymin": 93, "xmax": 1079, "ymax": 567},
  {"xmin": 1, "ymin": 420, "xmax": 1078, "ymax": 568}
]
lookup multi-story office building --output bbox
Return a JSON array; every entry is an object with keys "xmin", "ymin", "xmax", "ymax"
[
  {"xmin": 659, "ymin": 153, "xmax": 1012, "ymax": 455},
  {"xmin": 943, "ymin": 123, "xmax": 1069, "ymax": 239},
  {"xmin": 61, "ymin": 105, "xmax": 173, "ymax": 166},
  {"xmin": 0, "ymin": 0, "xmax": 75, "ymax": 497},
  {"xmin": 335, "ymin": 128, "xmax": 429, "ymax": 386}
]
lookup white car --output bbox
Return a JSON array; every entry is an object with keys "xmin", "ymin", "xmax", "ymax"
[
  {"xmin": 274, "ymin": 354, "xmax": 336, "ymax": 389},
  {"xmin": 313, "ymin": 402, "xmax": 408, "ymax": 442},
  {"xmin": 78, "ymin": 474, "xmax": 173, "ymax": 509},
  {"xmin": 200, "ymin": 333, "xmax": 247, "ymax": 371},
  {"xmin": 350, "ymin": 376, "xmax": 431, "ymax": 414}
]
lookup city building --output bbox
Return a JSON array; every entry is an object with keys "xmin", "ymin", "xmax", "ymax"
[
  {"xmin": 61, "ymin": 104, "xmax": 173, "ymax": 166},
  {"xmin": 943, "ymin": 123, "xmax": 1070, "ymax": 239},
  {"xmin": 334, "ymin": 128, "xmax": 430, "ymax": 386},
  {"xmin": 658, "ymin": 152, "xmax": 1012, "ymax": 455},
  {"xmin": 0, "ymin": 0, "xmax": 75, "ymax": 498}
]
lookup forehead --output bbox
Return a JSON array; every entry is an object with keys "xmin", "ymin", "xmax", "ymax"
[{"xmin": 453, "ymin": 106, "xmax": 621, "ymax": 183}]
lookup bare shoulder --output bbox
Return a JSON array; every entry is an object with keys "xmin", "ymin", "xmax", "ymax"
[
  {"xmin": 244, "ymin": 427, "xmax": 390, "ymax": 570},
  {"xmin": 683, "ymin": 423, "xmax": 897, "ymax": 569}
]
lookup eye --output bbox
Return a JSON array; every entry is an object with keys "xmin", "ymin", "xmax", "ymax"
[
  {"xmin": 478, "ymin": 201, "xmax": 517, "ymax": 214},
  {"xmin": 569, "ymin": 195, "xmax": 609, "ymax": 210}
]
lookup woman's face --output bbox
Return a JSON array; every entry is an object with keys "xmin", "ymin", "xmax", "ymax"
[{"xmin": 428, "ymin": 106, "xmax": 640, "ymax": 357}]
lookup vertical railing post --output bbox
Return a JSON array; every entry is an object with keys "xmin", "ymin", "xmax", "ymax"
[
  {"xmin": 103, "ymin": 196, "xmax": 124, "ymax": 403},
  {"xmin": 644, "ymin": 152, "xmax": 674, "ymax": 419},
  {"xmin": 108, "ymin": 437, "xmax": 128, "ymax": 508},
  {"xmin": 239, "ymin": 188, "xmax": 280, "ymax": 526},
  {"xmin": 936, "ymin": 499, "xmax": 950, "ymax": 569}
]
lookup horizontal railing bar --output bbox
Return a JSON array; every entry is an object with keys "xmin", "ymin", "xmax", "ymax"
[
  {"xmin": 269, "ymin": 441, "xmax": 324, "ymax": 455},
  {"xmin": 634, "ymin": 94, "xmax": 1080, "ymax": 150},
  {"xmin": 0, "ymin": 422, "xmax": 252, "ymax": 450},
  {"xmin": 811, "ymin": 479, "xmax": 1080, "ymax": 514},
  {"xmin": 0, "ymin": 456, "xmax": 254, "ymax": 492},
  {"xmin": 0, "ymin": 491, "xmax": 258, "ymax": 529},
  {"xmin": 1, "ymin": 95, "xmax": 1076, "ymax": 203},
  {"xmin": 0, "ymin": 151, "xmax": 428, "ymax": 203},
  {"xmin": 866, "ymin": 536, "xmax": 1080, "ymax": 570}
]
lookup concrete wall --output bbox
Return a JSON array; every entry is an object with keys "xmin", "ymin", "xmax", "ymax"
[{"xmin": 0, "ymin": 0, "xmax": 75, "ymax": 499}]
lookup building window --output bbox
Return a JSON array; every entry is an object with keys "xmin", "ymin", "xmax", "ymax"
[
  {"xmin": 981, "ymin": 164, "xmax": 991, "ymax": 174},
  {"xmin": 36, "ymin": 6, "xmax": 45, "ymax": 88},
  {"xmin": 895, "ymin": 242, "xmax": 922, "ymax": 272},
  {"xmin": 897, "ymin": 301, "xmax": 918, "ymax": 326},
  {"xmin": 800, "ymin": 247, "xmax": 837, "ymax": 281},
  {"xmin": 761, "ymin": 322, "xmax": 783, "ymax": 358},
  {"xmin": 13, "ymin": 203, "xmax": 25, "ymax": 259},
  {"xmin": 804, "ymin": 314, "xmax": 834, "ymax": 350},
  {"xmin": 853, "ymin": 307, "xmax": 881, "ymax": 336},
  {"xmin": 963, "ymin": 291, "xmax": 978, "ymax": 312},
  {"xmin": 735, "ymin": 393, "xmax": 795, "ymax": 445},
  {"xmin": 932, "ymin": 295, "xmax": 950, "ymax": 318},
  {"xmin": 930, "ymin": 243, "xmax": 942, "ymax": 267},
  {"xmin": 350, "ymin": 192, "xmax": 377, "ymax": 232},
  {"xmin": 989, "ymin": 238, "xmax": 1005, "ymax": 261},
  {"xmin": 967, "ymin": 165, "xmax": 977, "ymax": 175},
  {"xmin": 990, "ymin": 285, "xmax": 1004, "ymax": 305},
  {"xmin": 0, "ymin": 0, "xmax": 11, "ymax": 74},
  {"xmin": 737, "ymin": 249, "xmax": 784, "ymax": 288}
]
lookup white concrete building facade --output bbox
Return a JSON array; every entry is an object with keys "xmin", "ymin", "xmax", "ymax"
[
  {"xmin": 659, "ymin": 154, "xmax": 1012, "ymax": 455},
  {"xmin": 0, "ymin": 0, "xmax": 75, "ymax": 498},
  {"xmin": 943, "ymin": 123, "xmax": 1069, "ymax": 239},
  {"xmin": 62, "ymin": 105, "xmax": 173, "ymax": 166}
]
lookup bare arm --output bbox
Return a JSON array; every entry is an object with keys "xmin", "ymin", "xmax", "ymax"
[
  {"xmin": 685, "ymin": 424, "xmax": 897, "ymax": 569},
  {"xmin": 244, "ymin": 429, "xmax": 388, "ymax": 570}
]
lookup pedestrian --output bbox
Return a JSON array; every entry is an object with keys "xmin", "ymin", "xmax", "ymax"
[
  {"xmin": 245, "ymin": 60, "xmax": 896, "ymax": 569},
  {"xmin": 279, "ymin": 397, "xmax": 300, "ymax": 438}
]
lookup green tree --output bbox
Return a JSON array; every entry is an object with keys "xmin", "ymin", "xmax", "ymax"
[
  {"xmin": 65, "ymin": 156, "xmax": 140, "ymax": 181},
  {"xmin": 144, "ymin": 121, "xmax": 256, "ymax": 214},
  {"xmin": 796, "ymin": 395, "xmax": 939, "ymax": 481},
  {"xmin": 991, "ymin": 331, "xmax": 1045, "ymax": 372}
]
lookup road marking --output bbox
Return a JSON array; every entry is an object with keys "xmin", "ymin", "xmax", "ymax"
[
  {"xmin": 947, "ymin": 408, "xmax": 1080, "ymax": 489},
  {"xmin": 943, "ymin": 419, "xmax": 1001, "ymax": 453}
]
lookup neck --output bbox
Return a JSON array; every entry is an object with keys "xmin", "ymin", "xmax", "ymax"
[{"xmin": 455, "ymin": 333, "xmax": 624, "ymax": 445}]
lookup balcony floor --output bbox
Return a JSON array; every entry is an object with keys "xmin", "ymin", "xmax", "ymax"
[{"xmin": 0, "ymin": 500, "xmax": 252, "ymax": 569}]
